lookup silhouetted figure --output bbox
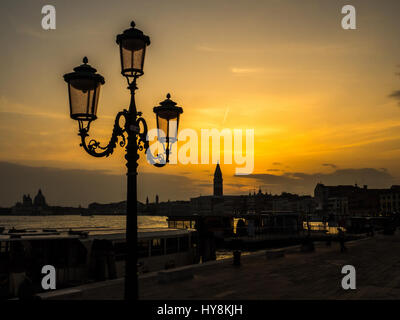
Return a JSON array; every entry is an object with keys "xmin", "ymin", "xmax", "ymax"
[
  {"xmin": 236, "ymin": 219, "xmax": 247, "ymax": 237},
  {"xmin": 365, "ymin": 221, "xmax": 370, "ymax": 235},
  {"xmin": 233, "ymin": 250, "xmax": 241, "ymax": 266},
  {"xmin": 231, "ymin": 236, "xmax": 243, "ymax": 266},
  {"xmin": 338, "ymin": 228, "xmax": 347, "ymax": 253},
  {"xmin": 9, "ymin": 242, "xmax": 26, "ymax": 296}
]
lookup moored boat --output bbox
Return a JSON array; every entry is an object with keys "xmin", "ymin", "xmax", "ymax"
[{"xmin": 0, "ymin": 228, "xmax": 199, "ymax": 299}]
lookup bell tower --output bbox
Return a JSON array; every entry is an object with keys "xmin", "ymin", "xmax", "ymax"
[{"xmin": 213, "ymin": 163, "xmax": 223, "ymax": 197}]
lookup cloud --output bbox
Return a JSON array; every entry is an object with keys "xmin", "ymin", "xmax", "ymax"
[
  {"xmin": 322, "ymin": 163, "xmax": 337, "ymax": 169},
  {"xmin": 389, "ymin": 90, "xmax": 400, "ymax": 105},
  {"xmin": 231, "ymin": 67, "xmax": 264, "ymax": 74},
  {"xmin": 267, "ymin": 169, "xmax": 281, "ymax": 172},
  {"xmin": 235, "ymin": 168, "xmax": 397, "ymax": 195},
  {"xmin": 0, "ymin": 162, "xmax": 206, "ymax": 207},
  {"xmin": 197, "ymin": 183, "xmax": 213, "ymax": 187},
  {"xmin": 226, "ymin": 183, "xmax": 248, "ymax": 188},
  {"xmin": 272, "ymin": 162, "xmax": 282, "ymax": 166},
  {"xmin": 195, "ymin": 45, "xmax": 223, "ymax": 52},
  {"xmin": 1, "ymin": 162, "xmax": 398, "ymax": 207}
]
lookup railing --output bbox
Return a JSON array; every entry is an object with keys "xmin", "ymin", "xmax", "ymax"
[{"xmin": 234, "ymin": 226, "xmax": 302, "ymax": 240}]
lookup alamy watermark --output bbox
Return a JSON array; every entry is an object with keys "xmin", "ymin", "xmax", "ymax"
[
  {"xmin": 341, "ymin": 265, "xmax": 356, "ymax": 290},
  {"xmin": 147, "ymin": 128, "xmax": 255, "ymax": 175},
  {"xmin": 41, "ymin": 5, "xmax": 56, "ymax": 30},
  {"xmin": 341, "ymin": 5, "xmax": 356, "ymax": 30},
  {"xmin": 41, "ymin": 265, "xmax": 56, "ymax": 290}
]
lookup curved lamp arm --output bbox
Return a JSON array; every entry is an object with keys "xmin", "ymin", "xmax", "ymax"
[{"xmin": 78, "ymin": 110, "xmax": 128, "ymax": 158}]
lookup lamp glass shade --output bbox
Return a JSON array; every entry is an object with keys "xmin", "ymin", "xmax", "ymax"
[
  {"xmin": 68, "ymin": 79, "xmax": 101, "ymax": 121},
  {"xmin": 119, "ymin": 39, "xmax": 146, "ymax": 77},
  {"xmin": 156, "ymin": 116, "xmax": 179, "ymax": 145}
]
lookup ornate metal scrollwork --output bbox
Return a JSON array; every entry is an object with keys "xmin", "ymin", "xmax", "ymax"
[
  {"xmin": 77, "ymin": 109, "xmax": 168, "ymax": 167},
  {"xmin": 78, "ymin": 110, "xmax": 128, "ymax": 158},
  {"xmin": 135, "ymin": 112, "xmax": 148, "ymax": 152}
]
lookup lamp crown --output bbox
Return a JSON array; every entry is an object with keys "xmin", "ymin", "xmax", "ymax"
[
  {"xmin": 63, "ymin": 57, "xmax": 105, "ymax": 86},
  {"xmin": 116, "ymin": 21, "xmax": 151, "ymax": 46}
]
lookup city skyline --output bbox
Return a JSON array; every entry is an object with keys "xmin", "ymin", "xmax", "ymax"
[{"xmin": 0, "ymin": 161, "xmax": 398, "ymax": 208}]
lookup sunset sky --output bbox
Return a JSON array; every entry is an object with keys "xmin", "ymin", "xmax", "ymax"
[{"xmin": 1, "ymin": 0, "xmax": 400, "ymax": 206}]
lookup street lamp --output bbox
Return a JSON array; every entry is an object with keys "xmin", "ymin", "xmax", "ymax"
[
  {"xmin": 63, "ymin": 21, "xmax": 183, "ymax": 300},
  {"xmin": 153, "ymin": 94, "xmax": 183, "ymax": 163}
]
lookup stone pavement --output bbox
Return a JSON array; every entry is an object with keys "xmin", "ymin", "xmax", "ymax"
[
  {"xmin": 139, "ymin": 233, "xmax": 400, "ymax": 300},
  {"xmin": 38, "ymin": 232, "xmax": 400, "ymax": 299}
]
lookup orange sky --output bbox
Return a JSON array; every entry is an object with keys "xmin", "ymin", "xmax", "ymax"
[{"xmin": 1, "ymin": 0, "xmax": 400, "ymax": 205}]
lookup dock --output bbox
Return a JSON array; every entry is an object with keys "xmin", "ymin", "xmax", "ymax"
[{"xmin": 38, "ymin": 232, "xmax": 400, "ymax": 300}]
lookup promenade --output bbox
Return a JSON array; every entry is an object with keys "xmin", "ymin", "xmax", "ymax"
[{"xmin": 39, "ymin": 232, "xmax": 400, "ymax": 300}]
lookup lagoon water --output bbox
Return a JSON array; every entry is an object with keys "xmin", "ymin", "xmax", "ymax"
[
  {"xmin": 0, "ymin": 215, "xmax": 168, "ymax": 233},
  {"xmin": 0, "ymin": 215, "xmax": 235, "ymax": 259}
]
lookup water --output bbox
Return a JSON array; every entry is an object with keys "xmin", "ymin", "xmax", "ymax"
[
  {"xmin": 0, "ymin": 215, "xmax": 168, "ymax": 234},
  {"xmin": 3, "ymin": 215, "xmax": 321, "ymax": 261}
]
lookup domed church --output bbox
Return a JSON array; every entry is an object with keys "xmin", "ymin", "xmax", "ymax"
[{"xmin": 33, "ymin": 189, "xmax": 47, "ymax": 207}]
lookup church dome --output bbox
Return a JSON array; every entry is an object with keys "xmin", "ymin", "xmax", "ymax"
[{"xmin": 34, "ymin": 189, "xmax": 47, "ymax": 207}]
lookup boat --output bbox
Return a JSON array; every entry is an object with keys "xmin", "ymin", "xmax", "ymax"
[
  {"xmin": 167, "ymin": 211, "xmax": 306, "ymax": 250},
  {"xmin": 68, "ymin": 229, "xmax": 89, "ymax": 238},
  {"xmin": 0, "ymin": 228, "xmax": 199, "ymax": 299},
  {"xmin": 80, "ymin": 212, "xmax": 93, "ymax": 217},
  {"xmin": 7, "ymin": 228, "xmax": 28, "ymax": 233}
]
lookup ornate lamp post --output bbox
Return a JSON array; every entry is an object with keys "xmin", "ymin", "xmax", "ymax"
[{"xmin": 63, "ymin": 21, "xmax": 183, "ymax": 300}]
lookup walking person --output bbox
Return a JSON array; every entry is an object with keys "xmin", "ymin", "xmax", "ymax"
[
  {"xmin": 338, "ymin": 228, "xmax": 347, "ymax": 253},
  {"xmin": 365, "ymin": 221, "xmax": 370, "ymax": 236}
]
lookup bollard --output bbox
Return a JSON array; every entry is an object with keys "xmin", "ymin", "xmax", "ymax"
[{"xmin": 233, "ymin": 250, "xmax": 241, "ymax": 266}]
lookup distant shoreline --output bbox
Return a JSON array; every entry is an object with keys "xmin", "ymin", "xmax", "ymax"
[{"xmin": 0, "ymin": 212, "xmax": 155, "ymax": 216}]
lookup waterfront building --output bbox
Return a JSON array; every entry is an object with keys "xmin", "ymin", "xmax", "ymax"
[
  {"xmin": 314, "ymin": 183, "xmax": 387, "ymax": 217},
  {"xmin": 11, "ymin": 189, "xmax": 85, "ymax": 215},
  {"xmin": 33, "ymin": 189, "xmax": 47, "ymax": 207},
  {"xmin": 380, "ymin": 185, "xmax": 400, "ymax": 215},
  {"xmin": 12, "ymin": 189, "xmax": 50, "ymax": 215}
]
